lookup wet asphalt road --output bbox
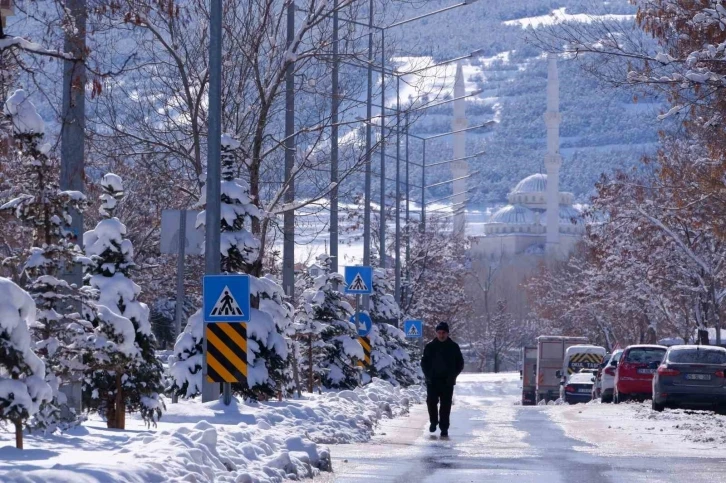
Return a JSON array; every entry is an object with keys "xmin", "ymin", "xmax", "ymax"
[{"xmin": 310, "ymin": 374, "xmax": 726, "ymax": 483}]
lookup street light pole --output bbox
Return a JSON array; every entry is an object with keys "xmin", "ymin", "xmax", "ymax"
[
  {"xmin": 202, "ymin": 0, "xmax": 223, "ymax": 403},
  {"xmin": 282, "ymin": 1, "xmax": 295, "ymax": 307},
  {"xmin": 421, "ymin": 139, "xmax": 426, "ymax": 231},
  {"xmin": 330, "ymin": 0, "xmax": 339, "ymax": 273},
  {"xmin": 394, "ymin": 75, "xmax": 401, "ymax": 306},
  {"xmin": 379, "ymin": 29, "xmax": 386, "ymax": 269},
  {"xmin": 363, "ymin": 0, "xmax": 373, "ymax": 309},
  {"xmin": 405, "ymin": 111, "xmax": 410, "ymax": 301}
]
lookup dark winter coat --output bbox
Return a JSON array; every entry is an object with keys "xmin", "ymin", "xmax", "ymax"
[{"xmin": 421, "ymin": 337, "xmax": 465, "ymax": 388}]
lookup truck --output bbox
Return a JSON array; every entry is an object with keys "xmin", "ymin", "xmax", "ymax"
[
  {"xmin": 535, "ymin": 336, "xmax": 588, "ymax": 403},
  {"xmin": 521, "ymin": 346, "xmax": 538, "ymax": 405}
]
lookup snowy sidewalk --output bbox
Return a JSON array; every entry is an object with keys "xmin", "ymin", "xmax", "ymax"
[
  {"xmin": 547, "ymin": 400, "xmax": 726, "ymax": 458},
  {"xmin": 0, "ymin": 380, "xmax": 422, "ymax": 482}
]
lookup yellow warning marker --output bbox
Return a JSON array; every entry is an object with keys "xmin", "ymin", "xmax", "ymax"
[
  {"xmin": 357, "ymin": 336, "xmax": 372, "ymax": 367},
  {"xmin": 205, "ymin": 322, "xmax": 248, "ymax": 384}
]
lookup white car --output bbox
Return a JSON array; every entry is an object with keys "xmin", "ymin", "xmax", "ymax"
[{"xmin": 599, "ymin": 350, "xmax": 623, "ymax": 403}]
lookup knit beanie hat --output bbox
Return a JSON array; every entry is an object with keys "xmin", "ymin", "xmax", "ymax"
[{"xmin": 435, "ymin": 322, "xmax": 449, "ymax": 333}]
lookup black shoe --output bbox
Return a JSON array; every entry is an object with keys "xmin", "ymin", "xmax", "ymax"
[
  {"xmin": 440, "ymin": 430, "xmax": 448, "ymax": 437},
  {"xmin": 429, "ymin": 424, "xmax": 437, "ymax": 433}
]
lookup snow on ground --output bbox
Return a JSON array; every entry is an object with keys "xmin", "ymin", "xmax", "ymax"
[
  {"xmin": 0, "ymin": 379, "xmax": 423, "ymax": 483},
  {"xmin": 546, "ymin": 399, "xmax": 726, "ymax": 458},
  {"xmin": 503, "ymin": 7, "xmax": 635, "ymax": 28}
]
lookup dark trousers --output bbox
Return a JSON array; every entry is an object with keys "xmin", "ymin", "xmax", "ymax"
[{"xmin": 426, "ymin": 383, "xmax": 454, "ymax": 430}]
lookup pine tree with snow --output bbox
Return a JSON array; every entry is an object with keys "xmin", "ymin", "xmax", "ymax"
[
  {"xmin": 367, "ymin": 268, "xmax": 420, "ymax": 387},
  {"xmin": 295, "ymin": 254, "xmax": 362, "ymax": 389},
  {"xmin": 168, "ymin": 309, "xmax": 204, "ymax": 399},
  {"xmin": 82, "ymin": 174, "xmax": 165, "ymax": 428},
  {"xmin": 172, "ymin": 135, "xmax": 290, "ymax": 400},
  {"xmin": 1, "ymin": 90, "xmax": 92, "ymax": 432},
  {"xmin": 0, "ymin": 277, "xmax": 53, "ymax": 448}
]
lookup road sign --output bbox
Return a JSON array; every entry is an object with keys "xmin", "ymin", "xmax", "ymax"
[
  {"xmin": 160, "ymin": 209, "xmax": 204, "ymax": 255},
  {"xmin": 205, "ymin": 322, "xmax": 248, "ymax": 384},
  {"xmin": 344, "ymin": 266, "xmax": 373, "ymax": 295},
  {"xmin": 404, "ymin": 320, "xmax": 423, "ymax": 338},
  {"xmin": 203, "ymin": 275, "xmax": 251, "ymax": 322},
  {"xmin": 350, "ymin": 313, "xmax": 372, "ymax": 337},
  {"xmin": 357, "ymin": 336, "xmax": 372, "ymax": 367}
]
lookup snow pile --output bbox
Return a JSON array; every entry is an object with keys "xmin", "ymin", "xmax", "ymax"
[
  {"xmin": 633, "ymin": 404, "xmax": 726, "ymax": 445},
  {"xmin": 548, "ymin": 397, "xmax": 726, "ymax": 457},
  {"xmin": 0, "ymin": 378, "xmax": 422, "ymax": 482}
]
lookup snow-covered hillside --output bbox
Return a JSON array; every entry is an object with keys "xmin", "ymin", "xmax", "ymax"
[{"xmin": 388, "ymin": 0, "xmax": 663, "ymax": 205}]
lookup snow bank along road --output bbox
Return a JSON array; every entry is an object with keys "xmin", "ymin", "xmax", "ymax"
[
  {"xmin": 312, "ymin": 373, "xmax": 726, "ymax": 483},
  {"xmin": 0, "ymin": 380, "xmax": 422, "ymax": 482}
]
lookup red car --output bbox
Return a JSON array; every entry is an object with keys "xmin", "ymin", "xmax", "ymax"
[{"xmin": 614, "ymin": 344, "xmax": 667, "ymax": 403}]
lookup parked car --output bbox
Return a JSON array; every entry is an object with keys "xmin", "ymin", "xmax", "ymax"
[
  {"xmin": 590, "ymin": 354, "xmax": 611, "ymax": 400},
  {"xmin": 614, "ymin": 345, "xmax": 667, "ymax": 403},
  {"xmin": 600, "ymin": 350, "xmax": 623, "ymax": 403},
  {"xmin": 562, "ymin": 373, "xmax": 595, "ymax": 404},
  {"xmin": 652, "ymin": 345, "xmax": 726, "ymax": 412}
]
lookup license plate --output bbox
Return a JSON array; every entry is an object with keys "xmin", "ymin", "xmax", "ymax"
[
  {"xmin": 578, "ymin": 388, "xmax": 590, "ymax": 393},
  {"xmin": 686, "ymin": 374, "xmax": 712, "ymax": 381},
  {"xmin": 637, "ymin": 368, "xmax": 656, "ymax": 374}
]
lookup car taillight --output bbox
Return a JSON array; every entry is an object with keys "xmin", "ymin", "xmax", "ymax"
[
  {"xmin": 715, "ymin": 370, "xmax": 725, "ymax": 378},
  {"xmin": 604, "ymin": 367, "xmax": 615, "ymax": 376},
  {"xmin": 565, "ymin": 385, "xmax": 575, "ymax": 393},
  {"xmin": 657, "ymin": 366, "xmax": 680, "ymax": 376}
]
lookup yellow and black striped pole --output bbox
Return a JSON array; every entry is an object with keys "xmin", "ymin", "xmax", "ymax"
[
  {"xmin": 357, "ymin": 336, "xmax": 372, "ymax": 367},
  {"xmin": 205, "ymin": 322, "xmax": 248, "ymax": 384}
]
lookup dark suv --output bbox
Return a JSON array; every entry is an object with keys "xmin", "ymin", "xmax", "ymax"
[{"xmin": 652, "ymin": 345, "xmax": 726, "ymax": 412}]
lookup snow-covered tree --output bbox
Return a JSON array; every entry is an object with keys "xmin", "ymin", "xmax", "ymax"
[
  {"xmin": 295, "ymin": 254, "xmax": 362, "ymax": 389},
  {"xmin": 1, "ymin": 90, "xmax": 91, "ymax": 432},
  {"xmin": 82, "ymin": 174, "xmax": 165, "ymax": 428},
  {"xmin": 367, "ymin": 268, "xmax": 420, "ymax": 387},
  {"xmin": 172, "ymin": 135, "xmax": 290, "ymax": 400},
  {"xmin": 405, "ymin": 220, "xmax": 470, "ymax": 339},
  {"xmin": 168, "ymin": 310, "xmax": 204, "ymax": 399},
  {"xmin": 0, "ymin": 277, "xmax": 53, "ymax": 448}
]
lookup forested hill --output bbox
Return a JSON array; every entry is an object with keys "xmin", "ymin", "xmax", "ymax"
[{"xmin": 392, "ymin": 0, "xmax": 664, "ymax": 205}]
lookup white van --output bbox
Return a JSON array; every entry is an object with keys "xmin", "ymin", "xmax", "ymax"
[{"xmin": 557, "ymin": 345, "xmax": 607, "ymax": 398}]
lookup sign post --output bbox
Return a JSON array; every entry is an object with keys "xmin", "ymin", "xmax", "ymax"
[
  {"xmin": 345, "ymin": 266, "xmax": 373, "ymax": 368},
  {"xmin": 203, "ymin": 274, "xmax": 251, "ymax": 405}
]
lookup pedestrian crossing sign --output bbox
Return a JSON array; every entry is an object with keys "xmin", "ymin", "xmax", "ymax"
[
  {"xmin": 404, "ymin": 320, "xmax": 423, "ymax": 338},
  {"xmin": 203, "ymin": 275, "xmax": 251, "ymax": 322},
  {"xmin": 344, "ymin": 266, "xmax": 373, "ymax": 295}
]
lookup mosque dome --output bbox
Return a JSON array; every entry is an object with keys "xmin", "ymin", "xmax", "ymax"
[
  {"xmin": 512, "ymin": 173, "xmax": 547, "ymax": 194},
  {"xmin": 489, "ymin": 204, "xmax": 537, "ymax": 224}
]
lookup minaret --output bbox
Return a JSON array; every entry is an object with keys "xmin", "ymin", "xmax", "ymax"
[
  {"xmin": 544, "ymin": 53, "xmax": 562, "ymax": 256},
  {"xmin": 452, "ymin": 62, "xmax": 468, "ymax": 234}
]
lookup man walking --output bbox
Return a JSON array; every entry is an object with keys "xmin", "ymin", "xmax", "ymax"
[{"xmin": 421, "ymin": 322, "xmax": 464, "ymax": 437}]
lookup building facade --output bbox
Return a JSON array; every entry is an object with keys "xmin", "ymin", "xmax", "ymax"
[{"xmin": 471, "ymin": 53, "xmax": 583, "ymax": 262}]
